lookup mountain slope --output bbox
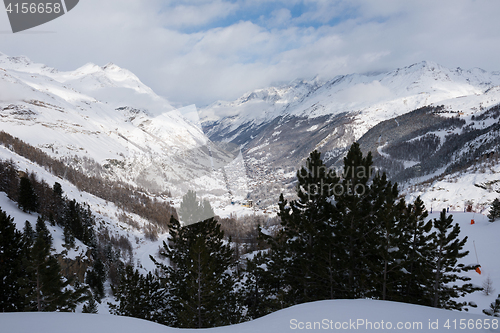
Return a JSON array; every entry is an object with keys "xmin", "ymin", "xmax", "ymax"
[
  {"xmin": 0, "ymin": 52, "xmax": 242, "ymax": 200},
  {"xmin": 200, "ymin": 61, "xmax": 500, "ymax": 207}
]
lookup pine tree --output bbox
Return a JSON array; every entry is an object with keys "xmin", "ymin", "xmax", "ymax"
[
  {"xmin": 364, "ymin": 173, "xmax": 408, "ymax": 301},
  {"xmin": 18, "ymin": 221, "xmax": 36, "ymax": 310},
  {"xmin": 82, "ymin": 294, "xmax": 98, "ymax": 314},
  {"xmin": 109, "ymin": 266, "xmax": 164, "ymax": 322},
  {"xmin": 483, "ymin": 294, "xmax": 500, "ymax": 317},
  {"xmin": 51, "ymin": 182, "xmax": 65, "ymax": 226},
  {"xmin": 332, "ymin": 142, "xmax": 376, "ymax": 298},
  {"xmin": 22, "ymin": 220, "xmax": 35, "ymax": 247},
  {"xmin": 400, "ymin": 196, "xmax": 434, "ymax": 305},
  {"xmin": 18, "ymin": 176, "xmax": 37, "ymax": 213},
  {"xmin": 61, "ymin": 200, "xmax": 95, "ymax": 246},
  {"xmin": 0, "ymin": 208, "xmax": 24, "ymax": 311},
  {"xmin": 1, "ymin": 159, "xmax": 19, "ymax": 201},
  {"xmin": 63, "ymin": 224, "xmax": 75, "ymax": 248},
  {"xmin": 268, "ymin": 150, "xmax": 341, "ymax": 304},
  {"xmin": 241, "ymin": 248, "xmax": 286, "ymax": 320},
  {"xmin": 488, "ymin": 198, "xmax": 500, "ymax": 222},
  {"xmin": 86, "ymin": 256, "xmax": 106, "ymax": 301},
  {"xmin": 428, "ymin": 210, "xmax": 481, "ymax": 309},
  {"xmin": 152, "ymin": 192, "xmax": 240, "ymax": 328},
  {"xmin": 22, "ymin": 217, "xmax": 86, "ymax": 311},
  {"xmin": 178, "ymin": 190, "xmax": 212, "ymax": 226}
]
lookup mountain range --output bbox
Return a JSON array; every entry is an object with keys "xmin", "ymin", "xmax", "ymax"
[
  {"xmin": 1, "ymin": 52, "xmax": 499, "ymax": 213},
  {"xmin": 1, "ymin": 51, "xmax": 500, "ymax": 321},
  {"xmin": 200, "ymin": 60, "xmax": 500, "ymax": 210}
]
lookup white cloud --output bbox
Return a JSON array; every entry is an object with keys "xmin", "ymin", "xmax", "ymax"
[
  {"xmin": 160, "ymin": 0, "xmax": 239, "ymax": 29},
  {"xmin": 1, "ymin": 0, "xmax": 500, "ymax": 106},
  {"xmin": 336, "ymin": 81, "xmax": 395, "ymax": 104}
]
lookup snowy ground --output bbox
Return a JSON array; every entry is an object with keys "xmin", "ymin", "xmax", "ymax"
[
  {"xmin": 405, "ymin": 162, "xmax": 500, "ymax": 215},
  {"xmin": 1, "ymin": 299, "xmax": 499, "ymax": 332}
]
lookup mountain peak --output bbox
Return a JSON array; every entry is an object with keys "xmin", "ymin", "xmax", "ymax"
[
  {"xmin": 0, "ymin": 52, "xmax": 32, "ymax": 67},
  {"xmin": 102, "ymin": 62, "xmax": 121, "ymax": 71},
  {"xmin": 403, "ymin": 60, "xmax": 444, "ymax": 73},
  {"xmin": 74, "ymin": 62, "xmax": 102, "ymax": 75}
]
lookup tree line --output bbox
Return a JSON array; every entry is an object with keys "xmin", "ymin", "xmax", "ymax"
[{"xmin": 0, "ymin": 131, "xmax": 176, "ymax": 230}]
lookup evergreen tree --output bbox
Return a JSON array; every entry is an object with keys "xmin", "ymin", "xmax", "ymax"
[
  {"xmin": 61, "ymin": 200, "xmax": 95, "ymax": 246},
  {"xmin": 22, "ymin": 217, "xmax": 86, "ymax": 311},
  {"xmin": 241, "ymin": 249, "xmax": 286, "ymax": 320},
  {"xmin": 0, "ymin": 208, "xmax": 24, "ymax": 311},
  {"xmin": 332, "ymin": 142, "xmax": 376, "ymax": 298},
  {"xmin": 428, "ymin": 210, "xmax": 481, "ymax": 309},
  {"xmin": 18, "ymin": 176, "xmax": 37, "ymax": 213},
  {"xmin": 51, "ymin": 182, "xmax": 65, "ymax": 226},
  {"xmin": 22, "ymin": 220, "xmax": 35, "ymax": 247},
  {"xmin": 483, "ymin": 294, "xmax": 500, "ymax": 317},
  {"xmin": 82, "ymin": 294, "xmax": 98, "ymax": 314},
  {"xmin": 400, "ymin": 197, "xmax": 434, "ymax": 305},
  {"xmin": 63, "ymin": 224, "xmax": 76, "ymax": 248},
  {"xmin": 86, "ymin": 256, "xmax": 106, "ymax": 301},
  {"xmin": 18, "ymin": 221, "xmax": 36, "ymax": 310},
  {"xmin": 270, "ymin": 151, "xmax": 340, "ymax": 304},
  {"xmin": 64, "ymin": 200, "xmax": 83, "ymax": 243},
  {"xmin": 53, "ymin": 181, "xmax": 63, "ymax": 197},
  {"xmin": 1, "ymin": 159, "xmax": 19, "ymax": 201},
  {"xmin": 109, "ymin": 266, "xmax": 164, "ymax": 322},
  {"xmin": 35, "ymin": 216, "xmax": 52, "ymax": 247},
  {"xmin": 488, "ymin": 198, "xmax": 500, "ymax": 222},
  {"xmin": 152, "ymin": 192, "xmax": 239, "ymax": 328},
  {"xmin": 364, "ymin": 173, "xmax": 408, "ymax": 301}
]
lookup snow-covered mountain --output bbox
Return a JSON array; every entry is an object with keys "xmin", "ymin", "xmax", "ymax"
[
  {"xmin": 0, "ymin": 52, "xmax": 242, "ymax": 201},
  {"xmin": 200, "ymin": 61, "xmax": 500, "ymax": 209},
  {"xmin": 201, "ymin": 61, "xmax": 500, "ymax": 142},
  {"xmin": 1, "ymin": 51, "xmax": 499, "ymax": 213}
]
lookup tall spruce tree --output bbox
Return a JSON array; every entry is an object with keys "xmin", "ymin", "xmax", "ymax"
[
  {"xmin": 400, "ymin": 196, "xmax": 434, "ymax": 305},
  {"xmin": 428, "ymin": 209, "xmax": 481, "ymax": 309},
  {"xmin": 332, "ymin": 142, "xmax": 376, "ymax": 298},
  {"xmin": 109, "ymin": 265, "xmax": 164, "ymax": 322},
  {"xmin": 152, "ymin": 192, "xmax": 239, "ymax": 328},
  {"xmin": 22, "ymin": 220, "xmax": 35, "ymax": 246},
  {"xmin": 51, "ymin": 182, "xmax": 65, "ymax": 226},
  {"xmin": 86, "ymin": 256, "xmax": 106, "ymax": 301},
  {"xmin": 244, "ymin": 213, "xmax": 292, "ymax": 318},
  {"xmin": 241, "ymin": 250, "xmax": 284, "ymax": 320},
  {"xmin": 274, "ymin": 150, "xmax": 340, "ymax": 303},
  {"xmin": 488, "ymin": 198, "xmax": 500, "ymax": 222},
  {"xmin": 21, "ymin": 217, "xmax": 86, "ymax": 311},
  {"xmin": 0, "ymin": 208, "xmax": 24, "ymax": 311},
  {"xmin": 364, "ymin": 173, "xmax": 408, "ymax": 301},
  {"xmin": 18, "ymin": 176, "xmax": 37, "ymax": 213}
]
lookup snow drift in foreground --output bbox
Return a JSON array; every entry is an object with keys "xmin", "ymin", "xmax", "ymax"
[{"xmin": 1, "ymin": 299, "xmax": 499, "ymax": 333}]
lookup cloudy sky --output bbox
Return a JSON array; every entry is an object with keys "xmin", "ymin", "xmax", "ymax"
[{"xmin": 1, "ymin": 0, "xmax": 500, "ymax": 107}]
